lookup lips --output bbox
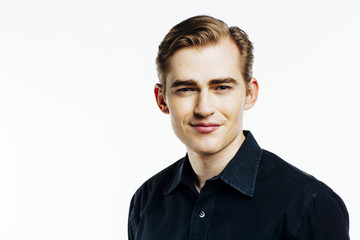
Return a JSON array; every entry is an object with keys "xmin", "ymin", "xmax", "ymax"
[{"xmin": 190, "ymin": 122, "xmax": 221, "ymax": 133}]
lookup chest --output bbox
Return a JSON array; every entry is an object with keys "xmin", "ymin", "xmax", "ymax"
[{"xmin": 135, "ymin": 185, "xmax": 297, "ymax": 240}]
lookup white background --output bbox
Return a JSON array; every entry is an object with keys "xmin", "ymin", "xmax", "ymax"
[{"xmin": 0, "ymin": 0, "xmax": 359, "ymax": 239}]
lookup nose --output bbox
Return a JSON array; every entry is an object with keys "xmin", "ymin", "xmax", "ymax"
[{"xmin": 194, "ymin": 91, "xmax": 215, "ymax": 118}]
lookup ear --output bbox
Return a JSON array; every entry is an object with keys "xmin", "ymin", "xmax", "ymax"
[
  {"xmin": 245, "ymin": 78, "xmax": 259, "ymax": 110},
  {"xmin": 154, "ymin": 83, "xmax": 169, "ymax": 114}
]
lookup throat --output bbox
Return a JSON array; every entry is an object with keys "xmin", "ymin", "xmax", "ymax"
[
  {"xmin": 189, "ymin": 154, "xmax": 229, "ymax": 192},
  {"xmin": 187, "ymin": 132, "xmax": 245, "ymax": 192}
]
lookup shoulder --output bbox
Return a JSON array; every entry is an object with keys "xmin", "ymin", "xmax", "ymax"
[
  {"xmin": 258, "ymin": 150, "xmax": 349, "ymax": 239},
  {"xmin": 129, "ymin": 157, "xmax": 184, "ymax": 212},
  {"xmin": 128, "ymin": 157, "xmax": 185, "ymax": 237},
  {"xmin": 260, "ymin": 149, "xmax": 327, "ymax": 192},
  {"xmin": 135, "ymin": 157, "xmax": 183, "ymax": 193},
  {"xmin": 259, "ymin": 149, "xmax": 337, "ymax": 203}
]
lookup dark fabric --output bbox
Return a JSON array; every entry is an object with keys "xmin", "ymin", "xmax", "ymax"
[{"xmin": 128, "ymin": 131, "xmax": 349, "ymax": 240}]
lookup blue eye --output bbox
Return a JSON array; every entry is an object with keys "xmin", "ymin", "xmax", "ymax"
[{"xmin": 216, "ymin": 86, "xmax": 230, "ymax": 90}]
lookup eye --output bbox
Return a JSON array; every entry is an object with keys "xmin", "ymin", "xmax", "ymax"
[
  {"xmin": 177, "ymin": 88, "xmax": 195, "ymax": 92},
  {"xmin": 215, "ymin": 86, "xmax": 231, "ymax": 91}
]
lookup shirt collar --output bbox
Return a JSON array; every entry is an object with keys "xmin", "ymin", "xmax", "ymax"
[
  {"xmin": 218, "ymin": 131, "xmax": 263, "ymax": 197},
  {"xmin": 163, "ymin": 157, "xmax": 185, "ymax": 195},
  {"xmin": 163, "ymin": 154, "xmax": 194, "ymax": 195},
  {"xmin": 163, "ymin": 131, "xmax": 263, "ymax": 197}
]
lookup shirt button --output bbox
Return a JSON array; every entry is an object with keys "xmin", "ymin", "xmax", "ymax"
[{"xmin": 199, "ymin": 211, "xmax": 205, "ymax": 218}]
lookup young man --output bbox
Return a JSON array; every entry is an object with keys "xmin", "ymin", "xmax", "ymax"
[{"xmin": 128, "ymin": 16, "xmax": 349, "ymax": 239}]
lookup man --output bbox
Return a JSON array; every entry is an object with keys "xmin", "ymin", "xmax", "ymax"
[{"xmin": 128, "ymin": 15, "xmax": 349, "ymax": 239}]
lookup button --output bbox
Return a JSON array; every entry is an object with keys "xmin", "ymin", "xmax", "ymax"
[{"xmin": 199, "ymin": 211, "xmax": 205, "ymax": 218}]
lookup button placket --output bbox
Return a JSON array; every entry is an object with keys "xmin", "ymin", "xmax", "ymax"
[{"xmin": 189, "ymin": 181, "xmax": 217, "ymax": 240}]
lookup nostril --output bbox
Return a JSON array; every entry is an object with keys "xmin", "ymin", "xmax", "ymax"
[{"xmin": 194, "ymin": 113, "xmax": 205, "ymax": 119}]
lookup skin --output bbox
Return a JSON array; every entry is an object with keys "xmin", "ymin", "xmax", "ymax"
[{"xmin": 155, "ymin": 36, "xmax": 259, "ymax": 192}]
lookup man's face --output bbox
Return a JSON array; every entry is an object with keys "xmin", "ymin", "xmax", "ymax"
[{"xmin": 155, "ymin": 37, "xmax": 257, "ymax": 156}]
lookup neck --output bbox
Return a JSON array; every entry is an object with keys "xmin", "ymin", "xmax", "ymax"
[{"xmin": 187, "ymin": 132, "xmax": 245, "ymax": 192}]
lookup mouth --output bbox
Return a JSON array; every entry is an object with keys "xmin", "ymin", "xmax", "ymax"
[{"xmin": 190, "ymin": 123, "xmax": 221, "ymax": 133}]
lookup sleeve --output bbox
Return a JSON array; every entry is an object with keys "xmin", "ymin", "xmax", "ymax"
[
  {"xmin": 128, "ymin": 194, "xmax": 136, "ymax": 240},
  {"xmin": 295, "ymin": 189, "xmax": 350, "ymax": 240}
]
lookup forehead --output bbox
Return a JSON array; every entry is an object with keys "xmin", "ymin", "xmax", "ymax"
[{"xmin": 166, "ymin": 37, "xmax": 243, "ymax": 85}]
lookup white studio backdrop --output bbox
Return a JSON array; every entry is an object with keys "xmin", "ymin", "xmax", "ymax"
[{"xmin": 0, "ymin": 0, "xmax": 359, "ymax": 239}]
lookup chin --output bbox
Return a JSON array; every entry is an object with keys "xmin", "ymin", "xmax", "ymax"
[{"xmin": 189, "ymin": 142, "xmax": 223, "ymax": 156}]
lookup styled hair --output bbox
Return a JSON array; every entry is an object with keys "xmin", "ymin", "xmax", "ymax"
[{"xmin": 156, "ymin": 15, "xmax": 254, "ymax": 93}]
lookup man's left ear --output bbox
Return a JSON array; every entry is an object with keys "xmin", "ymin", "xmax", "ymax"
[{"xmin": 245, "ymin": 78, "xmax": 259, "ymax": 110}]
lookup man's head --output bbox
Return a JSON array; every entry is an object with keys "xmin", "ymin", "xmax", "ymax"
[
  {"xmin": 156, "ymin": 15, "xmax": 254, "ymax": 94},
  {"xmin": 154, "ymin": 15, "xmax": 258, "ymax": 157}
]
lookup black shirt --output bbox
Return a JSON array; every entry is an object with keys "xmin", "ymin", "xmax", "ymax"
[{"xmin": 128, "ymin": 131, "xmax": 349, "ymax": 239}]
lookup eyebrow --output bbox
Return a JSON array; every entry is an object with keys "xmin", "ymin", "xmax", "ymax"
[
  {"xmin": 170, "ymin": 80, "xmax": 197, "ymax": 88},
  {"xmin": 170, "ymin": 78, "xmax": 238, "ymax": 88},
  {"xmin": 209, "ymin": 78, "xmax": 238, "ymax": 85}
]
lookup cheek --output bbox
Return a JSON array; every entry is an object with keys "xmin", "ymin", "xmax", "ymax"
[
  {"xmin": 220, "ymin": 95, "xmax": 246, "ymax": 119},
  {"xmin": 168, "ymin": 97, "xmax": 194, "ymax": 124}
]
